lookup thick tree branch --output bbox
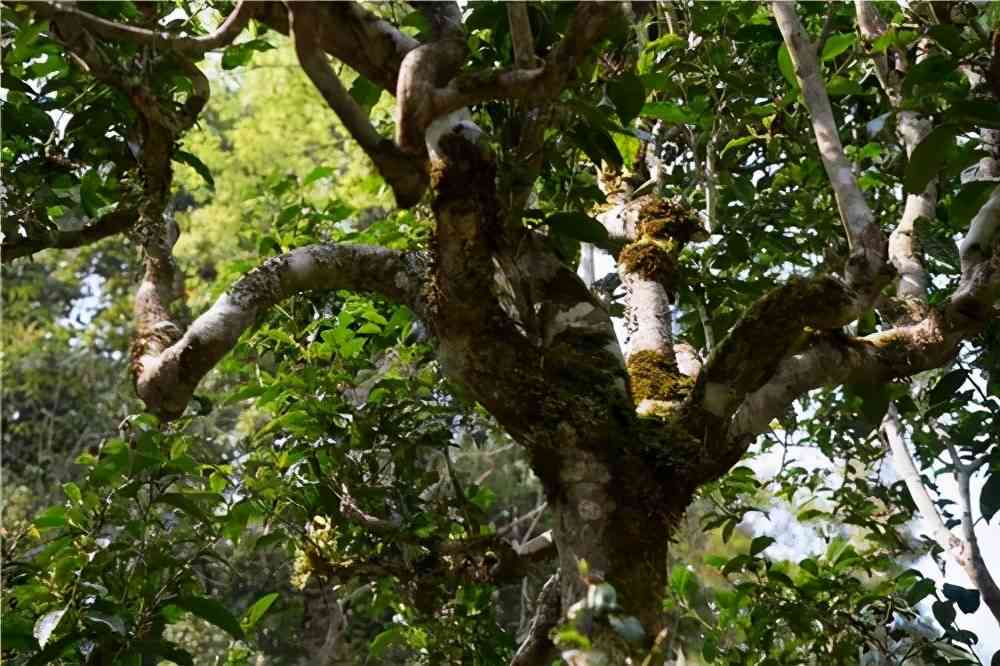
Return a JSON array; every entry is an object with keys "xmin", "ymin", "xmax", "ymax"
[
  {"xmin": 694, "ymin": 275, "xmax": 863, "ymax": 423},
  {"xmin": 253, "ymin": 1, "xmax": 418, "ymax": 93},
  {"xmin": 2, "ymin": 207, "xmax": 138, "ymax": 262},
  {"xmin": 508, "ymin": 3, "xmax": 536, "ymax": 69},
  {"xmin": 134, "ymin": 244, "xmax": 428, "ymax": 419},
  {"xmin": 36, "ymin": 0, "xmax": 252, "ymax": 55},
  {"xmin": 774, "ymin": 1, "xmax": 888, "ymax": 291},
  {"xmin": 396, "ymin": 3, "xmax": 468, "ymax": 154},
  {"xmin": 729, "ymin": 263, "xmax": 1000, "ymax": 440},
  {"xmin": 289, "ymin": 4, "xmax": 428, "ymax": 208}
]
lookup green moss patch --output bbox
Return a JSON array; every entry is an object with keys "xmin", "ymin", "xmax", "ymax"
[
  {"xmin": 626, "ymin": 349, "xmax": 693, "ymax": 403},
  {"xmin": 637, "ymin": 197, "xmax": 702, "ymax": 243},
  {"xmin": 619, "ymin": 239, "xmax": 678, "ymax": 287}
]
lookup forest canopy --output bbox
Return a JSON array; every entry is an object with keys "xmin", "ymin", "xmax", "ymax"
[{"xmin": 2, "ymin": 1, "xmax": 1000, "ymax": 664}]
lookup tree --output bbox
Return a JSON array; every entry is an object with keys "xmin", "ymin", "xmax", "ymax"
[{"xmin": 2, "ymin": 1, "xmax": 1000, "ymax": 664}]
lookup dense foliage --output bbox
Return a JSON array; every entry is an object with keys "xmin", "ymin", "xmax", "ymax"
[{"xmin": 2, "ymin": 1, "xmax": 1000, "ymax": 665}]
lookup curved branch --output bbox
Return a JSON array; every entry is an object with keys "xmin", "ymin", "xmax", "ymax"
[
  {"xmin": 773, "ymin": 1, "xmax": 888, "ymax": 291},
  {"xmin": 253, "ymin": 1, "xmax": 418, "ymax": 94},
  {"xmin": 693, "ymin": 275, "xmax": 863, "ymax": 421},
  {"xmin": 134, "ymin": 244, "xmax": 428, "ymax": 419},
  {"xmin": 37, "ymin": 0, "xmax": 252, "ymax": 55},
  {"xmin": 289, "ymin": 4, "xmax": 428, "ymax": 208},
  {"xmin": 2, "ymin": 207, "xmax": 138, "ymax": 262}
]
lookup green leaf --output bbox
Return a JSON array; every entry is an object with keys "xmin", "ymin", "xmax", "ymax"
[
  {"xmin": 303, "ymin": 166, "xmax": 334, "ymax": 187},
  {"xmin": 370, "ymin": 626, "xmax": 407, "ymax": 657},
  {"xmin": 943, "ymin": 583, "xmax": 981, "ymax": 614},
  {"xmin": 637, "ymin": 34, "xmax": 685, "ymax": 75},
  {"xmin": 607, "ymin": 73, "xmax": 646, "ymax": 126},
  {"xmin": 750, "ymin": 535, "xmax": 776, "ymax": 556},
  {"xmin": 641, "ymin": 101, "xmax": 696, "ymax": 124},
  {"xmin": 669, "ymin": 565, "xmax": 696, "ymax": 600},
  {"xmin": 173, "ymin": 150, "xmax": 215, "ymax": 191},
  {"xmin": 721, "ymin": 517, "xmax": 737, "ymax": 543},
  {"xmin": 62, "ymin": 482, "xmax": 82, "ymax": 504},
  {"xmin": 903, "ymin": 125, "xmax": 959, "ymax": 194},
  {"xmin": 33, "ymin": 506, "xmax": 67, "ymax": 529},
  {"xmin": 168, "ymin": 596, "xmax": 245, "ymax": 641},
  {"xmin": 132, "ymin": 640, "xmax": 195, "ymax": 666},
  {"xmin": 243, "ymin": 592, "xmax": 279, "ymax": 629},
  {"xmin": 80, "ymin": 168, "xmax": 108, "ymax": 218},
  {"xmin": 796, "ymin": 508, "xmax": 826, "ymax": 521},
  {"xmin": 777, "ymin": 43, "xmax": 798, "ymax": 90},
  {"xmin": 928, "ymin": 369, "xmax": 968, "ymax": 409},
  {"xmin": 221, "ymin": 39, "xmax": 274, "ymax": 70},
  {"xmin": 981, "ymin": 472, "xmax": 1000, "ymax": 523},
  {"xmin": 821, "ymin": 33, "xmax": 855, "ymax": 61},
  {"xmin": 826, "ymin": 76, "xmax": 866, "ymax": 96},
  {"xmin": 951, "ymin": 181, "xmax": 997, "ymax": 229},
  {"xmin": 544, "ymin": 212, "xmax": 610, "ymax": 247},
  {"xmin": 721, "ymin": 135, "xmax": 760, "ymax": 157},
  {"xmin": 902, "ymin": 54, "xmax": 956, "ymax": 96},
  {"xmin": 154, "ymin": 493, "xmax": 215, "ymax": 524},
  {"xmin": 349, "ymin": 75, "xmax": 382, "ymax": 111},
  {"xmin": 905, "ymin": 577, "xmax": 936, "ymax": 606},
  {"xmin": 927, "ymin": 24, "xmax": 967, "ymax": 56},
  {"xmin": 1, "ymin": 615, "xmax": 35, "ymax": 650},
  {"xmin": 951, "ymin": 100, "xmax": 1000, "ymax": 129},
  {"xmin": 932, "ymin": 600, "xmax": 956, "ymax": 627},
  {"xmin": 84, "ymin": 612, "xmax": 125, "ymax": 635},
  {"xmin": 33, "ymin": 608, "xmax": 67, "ymax": 649}
]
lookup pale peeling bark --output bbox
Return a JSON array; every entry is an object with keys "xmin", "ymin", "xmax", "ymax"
[
  {"xmin": 892, "ymin": 110, "xmax": 934, "ymax": 303},
  {"xmin": 135, "ymin": 244, "xmax": 427, "ymax": 419},
  {"xmin": 855, "ymin": 3, "xmax": 934, "ymax": 305},
  {"xmin": 882, "ymin": 405, "xmax": 1000, "ymax": 624},
  {"xmin": 773, "ymin": 1, "xmax": 887, "ymax": 290}
]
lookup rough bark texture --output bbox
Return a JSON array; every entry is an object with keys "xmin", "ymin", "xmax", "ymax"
[{"xmin": 11, "ymin": 2, "xmax": 1000, "ymax": 662}]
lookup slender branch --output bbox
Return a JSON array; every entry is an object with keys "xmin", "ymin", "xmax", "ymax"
[
  {"xmin": 134, "ymin": 244, "xmax": 428, "ymax": 419},
  {"xmin": 886, "ymin": 406, "xmax": 1000, "ymax": 624},
  {"xmin": 510, "ymin": 572, "xmax": 562, "ymax": 666},
  {"xmin": 881, "ymin": 404, "xmax": 961, "ymax": 555},
  {"xmin": 2, "ymin": 207, "xmax": 138, "ymax": 262},
  {"xmin": 289, "ymin": 4, "xmax": 428, "ymax": 208},
  {"xmin": 773, "ymin": 1, "xmax": 887, "ymax": 291},
  {"xmin": 37, "ymin": 0, "xmax": 252, "ymax": 55}
]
